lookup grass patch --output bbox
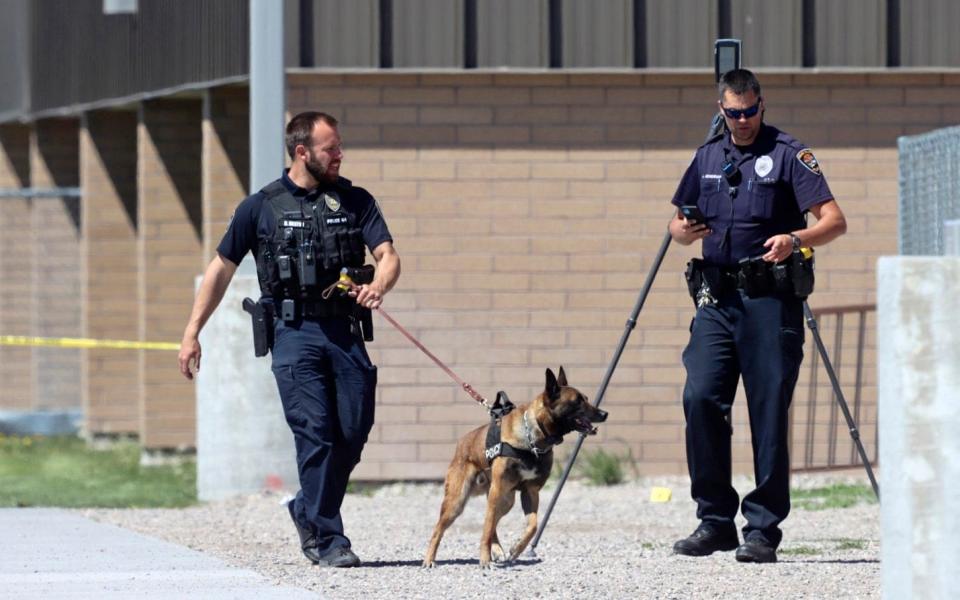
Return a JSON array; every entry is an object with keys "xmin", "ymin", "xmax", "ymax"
[
  {"xmin": 791, "ymin": 483, "xmax": 877, "ymax": 510},
  {"xmin": 346, "ymin": 481, "xmax": 383, "ymax": 497},
  {"xmin": 576, "ymin": 448, "xmax": 624, "ymax": 486},
  {"xmin": 834, "ymin": 538, "xmax": 867, "ymax": 551},
  {"xmin": 779, "ymin": 545, "xmax": 820, "ymax": 556},
  {"xmin": 0, "ymin": 434, "xmax": 196, "ymax": 508}
]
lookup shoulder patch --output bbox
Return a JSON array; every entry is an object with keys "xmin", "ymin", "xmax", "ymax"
[{"xmin": 796, "ymin": 148, "xmax": 822, "ymax": 176}]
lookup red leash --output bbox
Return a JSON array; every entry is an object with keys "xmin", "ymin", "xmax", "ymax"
[{"xmin": 323, "ymin": 273, "xmax": 492, "ymax": 410}]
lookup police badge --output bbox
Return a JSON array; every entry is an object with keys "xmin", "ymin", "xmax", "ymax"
[{"xmin": 323, "ymin": 192, "xmax": 341, "ymax": 212}]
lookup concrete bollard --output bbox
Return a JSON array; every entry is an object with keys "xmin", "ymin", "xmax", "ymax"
[
  {"xmin": 196, "ymin": 275, "xmax": 298, "ymax": 501},
  {"xmin": 878, "ymin": 256, "xmax": 960, "ymax": 599}
]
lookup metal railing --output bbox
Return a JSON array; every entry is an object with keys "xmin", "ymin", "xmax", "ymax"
[{"xmin": 792, "ymin": 303, "xmax": 878, "ymax": 473}]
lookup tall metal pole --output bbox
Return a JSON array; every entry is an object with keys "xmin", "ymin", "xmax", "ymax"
[
  {"xmin": 246, "ymin": 0, "xmax": 286, "ymax": 276},
  {"xmin": 531, "ymin": 41, "xmax": 736, "ymax": 553},
  {"xmin": 529, "ymin": 231, "xmax": 673, "ymax": 552}
]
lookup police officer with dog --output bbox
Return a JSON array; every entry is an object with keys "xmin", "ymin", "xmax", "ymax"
[
  {"xmin": 178, "ymin": 111, "xmax": 400, "ymax": 567},
  {"xmin": 668, "ymin": 69, "xmax": 846, "ymax": 563}
]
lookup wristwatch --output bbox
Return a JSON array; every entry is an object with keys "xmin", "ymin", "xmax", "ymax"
[{"xmin": 790, "ymin": 233, "xmax": 802, "ymax": 251}]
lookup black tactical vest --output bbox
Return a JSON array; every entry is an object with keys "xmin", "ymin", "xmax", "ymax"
[{"xmin": 254, "ymin": 180, "xmax": 366, "ymax": 304}]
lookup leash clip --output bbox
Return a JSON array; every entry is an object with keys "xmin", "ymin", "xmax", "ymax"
[{"xmin": 488, "ymin": 391, "xmax": 515, "ymax": 419}]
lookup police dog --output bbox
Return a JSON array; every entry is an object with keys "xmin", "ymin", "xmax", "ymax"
[{"xmin": 422, "ymin": 367, "xmax": 607, "ymax": 568}]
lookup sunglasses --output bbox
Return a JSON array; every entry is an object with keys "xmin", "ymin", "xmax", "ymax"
[{"xmin": 721, "ymin": 99, "xmax": 762, "ymax": 120}]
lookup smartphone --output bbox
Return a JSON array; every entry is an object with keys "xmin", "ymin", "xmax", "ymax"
[{"xmin": 680, "ymin": 205, "xmax": 708, "ymax": 223}]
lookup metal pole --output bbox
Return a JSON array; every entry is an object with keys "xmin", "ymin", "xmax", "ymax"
[
  {"xmin": 530, "ymin": 230, "xmax": 672, "ymax": 552},
  {"xmin": 247, "ymin": 0, "xmax": 286, "ymax": 276},
  {"xmin": 803, "ymin": 302, "xmax": 880, "ymax": 500},
  {"xmin": 531, "ymin": 112, "xmax": 728, "ymax": 554}
]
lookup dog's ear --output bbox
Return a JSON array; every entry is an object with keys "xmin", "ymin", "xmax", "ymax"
[
  {"xmin": 557, "ymin": 366, "xmax": 567, "ymax": 388},
  {"xmin": 545, "ymin": 368, "xmax": 560, "ymax": 403}
]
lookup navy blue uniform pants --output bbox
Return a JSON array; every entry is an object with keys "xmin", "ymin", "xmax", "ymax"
[
  {"xmin": 271, "ymin": 317, "xmax": 377, "ymax": 554},
  {"xmin": 681, "ymin": 291, "xmax": 804, "ymax": 547}
]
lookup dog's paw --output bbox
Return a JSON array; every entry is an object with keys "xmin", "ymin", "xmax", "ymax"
[
  {"xmin": 478, "ymin": 557, "xmax": 493, "ymax": 569},
  {"xmin": 490, "ymin": 543, "xmax": 506, "ymax": 562},
  {"xmin": 421, "ymin": 559, "xmax": 436, "ymax": 569}
]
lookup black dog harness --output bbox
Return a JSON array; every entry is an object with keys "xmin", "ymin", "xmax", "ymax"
[{"xmin": 484, "ymin": 391, "xmax": 564, "ymax": 469}]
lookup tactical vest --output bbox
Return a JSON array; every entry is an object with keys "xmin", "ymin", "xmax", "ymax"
[{"xmin": 255, "ymin": 180, "xmax": 366, "ymax": 310}]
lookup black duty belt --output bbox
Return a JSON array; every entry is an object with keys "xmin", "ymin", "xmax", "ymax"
[{"xmin": 300, "ymin": 299, "xmax": 353, "ymax": 318}]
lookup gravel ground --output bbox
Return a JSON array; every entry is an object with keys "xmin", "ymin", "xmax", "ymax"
[{"xmin": 80, "ymin": 473, "xmax": 879, "ymax": 599}]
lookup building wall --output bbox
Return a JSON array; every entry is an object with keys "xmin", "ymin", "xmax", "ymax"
[
  {"xmin": 138, "ymin": 99, "xmax": 203, "ymax": 448},
  {"xmin": 0, "ymin": 124, "xmax": 32, "ymax": 410},
  {"xmin": 81, "ymin": 109, "xmax": 140, "ymax": 435},
  {"xmin": 29, "ymin": 118, "xmax": 81, "ymax": 411},
  {"xmin": 1, "ymin": 70, "xmax": 957, "ymax": 476},
  {"xmin": 203, "ymin": 86, "xmax": 249, "ymax": 263},
  {"xmin": 285, "ymin": 70, "xmax": 957, "ymax": 479}
]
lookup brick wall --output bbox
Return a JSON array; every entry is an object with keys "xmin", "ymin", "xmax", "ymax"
[
  {"xmin": 138, "ymin": 99, "xmax": 203, "ymax": 448},
  {"xmin": 285, "ymin": 71, "xmax": 958, "ymax": 479},
  {"xmin": 203, "ymin": 86, "xmax": 249, "ymax": 263},
  {"xmin": 81, "ymin": 110, "xmax": 139, "ymax": 435},
  {"xmin": 0, "ymin": 124, "xmax": 32, "ymax": 410},
  {"xmin": 30, "ymin": 119, "xmax": 81, "ymax": 411},
  {"xmin": 1, "ymin": 70, "xmax": 956, "ymax": 477}
]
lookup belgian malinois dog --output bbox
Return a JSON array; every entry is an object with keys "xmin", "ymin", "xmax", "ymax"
[{"xmin": 422, "ymin": 367, "xmax": 608, "ymax": 568}]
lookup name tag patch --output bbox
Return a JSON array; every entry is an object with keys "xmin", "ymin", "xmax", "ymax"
[{"xmin": 281, "ymin": 219, "xmax": 307, "ymax": 228}]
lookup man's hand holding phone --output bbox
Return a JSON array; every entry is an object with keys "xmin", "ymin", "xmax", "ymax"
[{"xmin": 672, "ymin": 205, "xmax": 712, "ymax": 245}]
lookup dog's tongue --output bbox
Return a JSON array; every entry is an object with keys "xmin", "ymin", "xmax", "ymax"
[{"xmin": 576, "ymin": 417, "xmax": 598, "ymax": 435}]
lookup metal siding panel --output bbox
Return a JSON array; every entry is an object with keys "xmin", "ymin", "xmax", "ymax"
[
  {"xmin": 562, "ymin": 0, "xmax": 632, "ymax": 68},
  {"xmin": 901, "ymin": 0, "xmax": 960, "ymax": 66},
  {"xmin": 731, "ymin": 0, "xmax": 802, "ymax": 67},
  {"xmin": 0, "ymin": 0, "xmax": 31, "ymax": 117},
  {"xmin": 392, "ymin": 0, "xmax": 463, "ymax": 68},
  {"xmin": 477, "ymin": 0, "xmax": 548, "ymax": 68},
  {"xmin": 314, "ymin": 0, "xmax": 379, "ymax": 67},
  {"xmin": 28, "ymin": 0, "xmax": 248, "ymax": 114},
  {"xmin": 816, "ymin": 0, "xmax": 884, "ymax": 67},
  {"xmin": 647, "ymin": 0, "xmax": 716, "ymax": 67},
  {"xmin": 283, "ymin": 0, "xmax": 300, "ymax": 67}
]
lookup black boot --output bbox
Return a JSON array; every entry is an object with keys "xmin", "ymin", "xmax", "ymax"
[
  {"xmin": 316, "ymin": 546, "xmax": 361, "ymax": 568},
  {"xmin": 673, "ymin": 524, "xmax": 739, "ymax": 556},
  {"xmin": 735, "ymin": 538, "xmax": 777, "ymax": 563},
  {"xmin": 287, "ymin": 500, "xmax": 321, "ymax": 564}
]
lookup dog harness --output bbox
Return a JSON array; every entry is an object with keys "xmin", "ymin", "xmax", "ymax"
[{"xmin": 484, "ymin": 392, "xmax": 564, "ymax": 469}]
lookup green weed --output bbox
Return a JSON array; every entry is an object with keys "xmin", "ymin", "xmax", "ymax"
[
  {"xmin": 577, "ymin": 448, "xmax": 624, "ymax": 486},
  {"xmin": 834, "ymin": 538, "xmax": 867, "ymax": 551},
  {"xmin": 791, "ymin": 483, "xmax": 877, "ymax": 510},
  {"xmin": 779, "ymin": 545, "xmax": 820, "ymax": 556}
]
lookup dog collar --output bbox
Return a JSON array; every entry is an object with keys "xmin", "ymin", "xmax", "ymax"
[{"xmin": 523, "ymin": 411, "xmax": 563, "ymax": 456}]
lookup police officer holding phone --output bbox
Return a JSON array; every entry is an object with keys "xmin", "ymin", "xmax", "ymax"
[
  {"xmin": 668, "ymin": 69, "xmax": 846, "ymax": 563},
  {"xmin": 178, "ymin": 111, "xmax": 401, "ymax": 567}
]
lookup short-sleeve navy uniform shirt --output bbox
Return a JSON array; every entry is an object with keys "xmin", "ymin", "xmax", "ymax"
[
  {"xmin": 217, "ymin": 170, "xmax": 392, "ymax": 269},
  {"xmin": 671, "ymin": 124, "xmax": 833, "ymax": 267}
]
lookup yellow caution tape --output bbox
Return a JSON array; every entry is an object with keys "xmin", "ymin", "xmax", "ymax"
[
  {"xmin": 0, "ymin": 335, "xmax": 178, "ymax": 351},
  {"xmin": 650, "ymin": 486, "xmax": 672, "ymax": 503}
]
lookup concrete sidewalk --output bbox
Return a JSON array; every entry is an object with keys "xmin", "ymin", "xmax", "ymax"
[{"xmin": 0, "ymin": 508, "xmax": 318, "ymax": 599}]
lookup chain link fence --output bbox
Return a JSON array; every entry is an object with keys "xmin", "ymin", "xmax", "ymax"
[{"xmin": 899, "ymin": 125, "xmax": 960, "ymax": 255}]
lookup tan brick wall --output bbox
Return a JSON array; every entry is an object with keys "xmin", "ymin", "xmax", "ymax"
[
  {"xmin": 203, "ymin": 86, "xmax": 249, "ymax": 263},
  {"xmin": 285, "ymin": 71, "xmax": 957, "ymax": 480},
  {"xmin": 30, "ymin": 119, "xmax": 81, "ymax": 411},
  {"xmin": 138, "ymin": 99, "xmax": 203, "ymax": 449},
  {"xmin": 0, "ymin": 124, "xmax": 33, "ymax": 410},
  {"xmin": 81, "ymin": 110, "xmax": 140, "ymax": 435}
]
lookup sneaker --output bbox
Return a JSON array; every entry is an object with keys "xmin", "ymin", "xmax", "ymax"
[
  {"xmin": 317, "ymin": 546, "xmax": 361, "ymax": 568},
  {"xmin": 287, "ymin": 501, "xmax": 321, "ymax": 564},
  {"xmin": 735, "ymin": 538, "xmax": 777, "ymax": 563},
  {"xmin": 673, "ymin": 524, "xmax": 739, "ymax": 556}
]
